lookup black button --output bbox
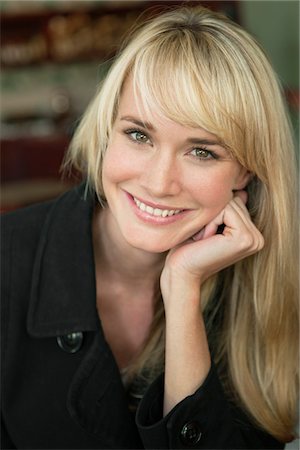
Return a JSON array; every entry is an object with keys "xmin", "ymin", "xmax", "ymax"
[
  {"xmin": 180, "ymin": 421, "xmax": 202, "ymax": 446},
  {"xmin": 57, "ymin": 332, "xmax": 83, "ymax": 353}
]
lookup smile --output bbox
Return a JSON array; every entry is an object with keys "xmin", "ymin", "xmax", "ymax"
[{"xmin": 133, "ymin": 197, "xmax": 182, "ymax": 217}]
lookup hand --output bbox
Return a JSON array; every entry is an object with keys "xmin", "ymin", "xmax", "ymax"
[{"xmin": 160, "ymin": 191, "xmax": 264, "ymax": 301}]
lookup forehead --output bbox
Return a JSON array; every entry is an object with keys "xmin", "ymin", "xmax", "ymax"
[
  {"xmin": 114, "ymin": 65, "xmax": 248, "ymax": 166},
  {"xmin": 117, "ymin": 75, "xmax": 193, "ymax": 130},
  {"xmin": 117, "ymin": 76, "xmax": 224, "ymax": 143},
  {"xmin": 118, "ymin": 77, "xmax": 163, "ymax": 123},
  {"xmin": 117, "ymin": 68, "xmax": 225, "ymax": 140}
]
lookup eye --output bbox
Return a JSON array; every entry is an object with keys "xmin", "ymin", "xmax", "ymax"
[
  {"xmin": 125, "ymin": 129, "xmax": 151, "ymax": 144},
  {"xmin": 190, "ymin": 147, "xmax": 218, "ymax": 160}
]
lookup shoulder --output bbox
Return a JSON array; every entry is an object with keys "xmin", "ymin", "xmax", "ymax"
[
  {"xmin": 1, "ymin": 200, "xmax": 57, "ymax": 319},
  {"xmin": 0, "ymin": 184, "xmax": 86, "ymax": 293},
  {"xmin": 1, "ymin": 201, "xmax": 56, "ymax": 280},
  {"xmin": 1, "ymin": 183, "xmax": 88, "ymax": 241},
  {"xmin": 1, "ymin": 182, "xmax": 94, "ymax": 299},
  {"xmin": 2, "ymin": 200, "xmax": 55, "ymax": 236},
  {"xmin": 1, "ymin": 181, "xmax": 93, "ymax": 298},
  {"xmin": 0, "ymin": 184, "xmax": 90, "ymax": 343}
]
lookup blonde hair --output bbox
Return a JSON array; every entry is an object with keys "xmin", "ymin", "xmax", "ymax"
[{"xmin": 65, "ymin": 6, "xmax": 299, "ymax": 443}]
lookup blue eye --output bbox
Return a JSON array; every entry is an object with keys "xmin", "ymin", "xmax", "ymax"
[
  {"xmin": 125, "ymin": 129, "xmax": 150, "ymax": 144},
  {"xmin": 190, "ymin": 147, "xmax": 218, "ymax": 160}
]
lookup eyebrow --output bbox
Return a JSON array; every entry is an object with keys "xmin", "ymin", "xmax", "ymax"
[
  {"xmin": 120, "ymin": 115, "xmax": 224, "ymax": 147},
  {"xmin": 120, "ymin": 116, "xmax": 155, "ymax": 131},
  {"xmin": 186, "ymin": 138, "xmax": 223, "ymax": 146}
]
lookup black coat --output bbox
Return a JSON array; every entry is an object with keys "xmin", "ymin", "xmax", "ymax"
[{"xmin": 1, "ymin": 184, "xmax": 284, "ymax": 449}]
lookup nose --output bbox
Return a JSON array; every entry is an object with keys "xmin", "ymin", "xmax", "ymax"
[{"xmin": 139, "ymin": 149, "xmax": 181, "ymax": 198}]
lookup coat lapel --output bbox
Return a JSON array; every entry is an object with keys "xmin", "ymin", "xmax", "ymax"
[
  {"xmin": 27, "ymin": 183, "xmax": 99, "ymax": 337},
  {"xmin": 67, "ymin": 331, "xmax": 143, "ymax": 448},
  {"xmin": 25, "ymin": 183, "xmax": 143, "ymax": 448}
]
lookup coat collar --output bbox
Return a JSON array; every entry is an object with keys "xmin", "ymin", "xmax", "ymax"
[{"xmin": 27, "ymin": 183, "xmax": 100, "ymax": 337}]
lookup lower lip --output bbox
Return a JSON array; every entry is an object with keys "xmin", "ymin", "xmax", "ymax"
[{"xmin": 124, "ymin": 192, "xmax": 191, "ymax": 225}]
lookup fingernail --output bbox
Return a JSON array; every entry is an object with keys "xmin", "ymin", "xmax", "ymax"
[{"xmin": 192, "ymin": 228, "xmax": 205, "ymax": 241}]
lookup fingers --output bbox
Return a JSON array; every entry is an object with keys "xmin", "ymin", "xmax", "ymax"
[
  {"xmin": 164, "ymin": 194, "xmax": 264, "ymax": 287},
  {"xmin": 165, "ymin": 192, "xmax": 264, "ymax": 286},
  {"xmin": 192, "ymin": 190, "xmax": 264, "ymax": 257},
  {"xmin": 222, "ymin": 196, "xmax": 264, "ymax": 254},
  {"xmin": 198, "ymin": 190, "xmax": 264, "ymax": 255},
  {"xmin": 201, "ymin": 210, "xmax": 224, "ymax": 240},
  {"xmin": 199, "ymin": 190, "xmax": 248, "ymax": 241}
]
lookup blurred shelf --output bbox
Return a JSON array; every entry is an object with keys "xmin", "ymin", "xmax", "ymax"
[
  {"xmin": 1, "ymin": 133, "xmax": 76, "ymax": 212},
  {"xmin": 1, "ymin": 1, "xmax": 240, "ymax": 67},
  {"xmin": 1, "ymin": 134, "xmax": 71, "ymax": 183},
  {"xmin": 1, "ymin": 3, "xmax": 148, "ymax": 67}
]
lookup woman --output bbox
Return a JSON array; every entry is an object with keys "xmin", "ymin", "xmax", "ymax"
[{"xmin": 1, "ymin": 5, "xmax": 298, "ymax": 449}]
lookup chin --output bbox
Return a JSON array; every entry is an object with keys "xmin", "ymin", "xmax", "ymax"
[
  {"xmin": 124, "ymin": 233, "xmax": 173, "ymax": 254},
  {"xmin": 133, "ymin": 240, "xmax": 171, "ymax": 254}
]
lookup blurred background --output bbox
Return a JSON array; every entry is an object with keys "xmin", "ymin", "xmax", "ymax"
[{"xmin": 1, "ymin": 0, "xmax": 299, "ymax": 212}]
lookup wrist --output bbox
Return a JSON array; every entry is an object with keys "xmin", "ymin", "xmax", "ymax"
[
  {"xmin": 161, "ymin": 265, "xmax": 201, "ymax": 293},
  {"xmin": 160, "ymin": 267, "xmax": 202, "ymax": 313}
]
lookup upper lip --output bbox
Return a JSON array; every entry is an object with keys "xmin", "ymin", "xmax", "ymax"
[{"xmin": 128, "ymin": 192, "xmax": 188, "ymax": 211}]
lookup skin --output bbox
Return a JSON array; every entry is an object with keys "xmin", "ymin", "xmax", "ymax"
[{"xmin": 93, "ymin": 77, "xmax": 264, "ymax": 415}]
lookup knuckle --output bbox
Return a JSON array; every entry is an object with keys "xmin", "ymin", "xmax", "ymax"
[
  {"xmin": 237, "ymin": 229, "xmax": 264, "ymax": 254},
  {"xmin": 238, "ymin": 233, "xmax": 254, "ymax": 250},
  {"xmin": 256, "ymin": 233, "xmax": 265, "ymax": 250}
]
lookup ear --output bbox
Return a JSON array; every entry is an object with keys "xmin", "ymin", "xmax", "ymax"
[{"xmin": 233, "ymin": 169, "xmax": 253, "ymax": 190}]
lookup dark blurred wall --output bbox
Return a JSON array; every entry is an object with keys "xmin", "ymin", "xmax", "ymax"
[{"xmin": 241, "ymin": 0, "xmax": 299, "ymax": 144}]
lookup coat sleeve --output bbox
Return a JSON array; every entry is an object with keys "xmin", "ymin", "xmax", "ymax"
[
  {"xmin": 136, "ymin": 365, "xmax": 284, "ymax": 450},
  {"xmin": 1, "ymin": 416, "xmax": 16, "ymax": 449}
]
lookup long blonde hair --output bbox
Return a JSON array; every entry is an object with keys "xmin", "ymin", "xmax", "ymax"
[{"xmin": 64, "ymin": 6, "xmax": 299, "ymax": 442}]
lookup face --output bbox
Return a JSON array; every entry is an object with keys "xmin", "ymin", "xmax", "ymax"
[{"xmin": 101, "ymin": 78, "xmax": 250, "ymax": 253}]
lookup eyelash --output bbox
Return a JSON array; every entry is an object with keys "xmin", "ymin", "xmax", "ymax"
[
  {"xmin": 190, "ymin": 147, "xmax": 219, "ymax": 161},
  {"xmin": 124, "ymin": 128, "xmax": 151, "ymax": 145},
  {"xmin": 123, "ymin": 128, "xmax": 219, "ymax": 161}
]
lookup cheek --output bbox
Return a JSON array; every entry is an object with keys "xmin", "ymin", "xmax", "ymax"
[
  {"xmin": 102, "ymin": 144, "xmax": 139, "ymax": 186},
  {"xmin": 205, "ymin": 182, "xmax": 233, "ymax": 205},
  {"xmin": 186, "ymin": 169, "xmax": 235, "ymax": 207}
]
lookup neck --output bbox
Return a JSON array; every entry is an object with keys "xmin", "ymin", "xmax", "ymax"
[{"xmin": 92, "ymin": 205, "xmax": 166, "ymax": 292}]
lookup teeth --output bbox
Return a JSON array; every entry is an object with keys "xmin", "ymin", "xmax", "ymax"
[
  {"xmin": 154, "ymin": 208, "xmax": 162, "ymax": 217},
  {"xmin": 133, "ymin": 197, "xmax": 182, "ymax": 217}
]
